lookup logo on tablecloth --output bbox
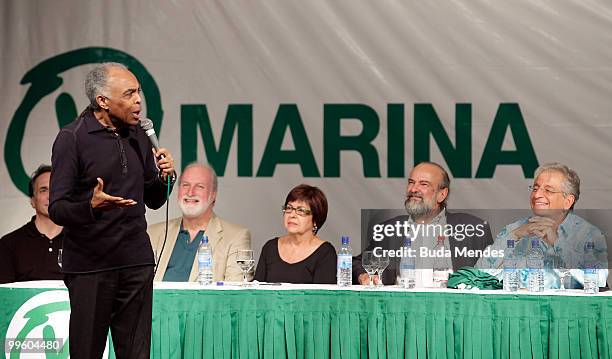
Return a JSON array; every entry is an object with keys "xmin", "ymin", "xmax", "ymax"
[{"xmin": 4, "ymin": 290, "xmax": 109, "ymax": 359}]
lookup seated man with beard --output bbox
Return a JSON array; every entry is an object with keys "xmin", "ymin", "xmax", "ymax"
[
  {"xmin": 353, "ymin": 162, "xmax": 494, "ymax": 286},
  {"xmin": 148, "ymin": 163, "xmax": 251, "ymax": 282}
]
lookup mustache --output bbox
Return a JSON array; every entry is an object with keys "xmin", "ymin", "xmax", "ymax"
[
  {"xmin": 406, "ymin": 192, "xmax": 423, "ymax": 200},
  {"xmin": 182, "ymin": 195, "xmax": 201, "ymax": 201}
]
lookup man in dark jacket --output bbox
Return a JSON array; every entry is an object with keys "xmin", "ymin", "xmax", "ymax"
[
  {"xmin": 49, "ymin": 63, "xmax": 175, "ymax": 359},
  {"xmin": 353, "ymin": 162, "xmax": 493, "ymax": 285}
]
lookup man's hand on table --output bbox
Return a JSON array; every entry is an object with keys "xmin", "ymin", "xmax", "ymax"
[{"xmin": 358, "ymin": 273, "xmax": 380, "ymax": 286}]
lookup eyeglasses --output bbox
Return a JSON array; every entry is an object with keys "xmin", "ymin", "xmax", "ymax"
[
  {"xmin": 528, "ymin": 185, "xmax": 566, "ymax": 196},
  {"xmin": 281, "ymin": 204, "xmax": 312, "ymax": 217}
]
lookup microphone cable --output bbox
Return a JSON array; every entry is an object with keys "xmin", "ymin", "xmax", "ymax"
[{"xmin": 154, "ymin": 173, "xmax": 172, "ymax": 276}]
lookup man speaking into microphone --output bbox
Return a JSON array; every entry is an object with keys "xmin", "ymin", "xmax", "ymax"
[{"xmin": 49, "ymin": 62, "xmax": 175, "ymax": 359}]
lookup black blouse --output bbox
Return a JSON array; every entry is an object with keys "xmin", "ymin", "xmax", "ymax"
[{"xmin": 254, "ymin": 237, "xmax": 337, "ymax": 284}]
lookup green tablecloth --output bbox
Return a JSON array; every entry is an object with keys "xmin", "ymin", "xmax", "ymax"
[{"xmin": 1, "ymin": 284, "xmax": 612, "ymax": 358}]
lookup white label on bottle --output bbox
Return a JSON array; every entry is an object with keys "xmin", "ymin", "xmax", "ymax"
[
  {"xmin": 199, "ymin": 254, "xmax": 212, "ymax": 268},
  {"xmin": 338, "ymin": 255, "xmax": 351, "ymax": 270},
  {"xmin": 584, "ymin": 268, "xmax": 597, "ymax": 275}
]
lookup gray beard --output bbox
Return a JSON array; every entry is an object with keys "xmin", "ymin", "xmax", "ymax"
[
  {"xmin": 179, "ymin": 198, "xmax": 210, "ymax": 218},
  {"xmin": 404, "ymin": 199, "xmax": 433, "ymax": 219}
]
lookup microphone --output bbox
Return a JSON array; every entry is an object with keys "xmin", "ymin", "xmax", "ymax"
[
  {"xmin": 140, "ymin": 117, "xmax": 172, "ymax": 181},
  {"xmin": 139, "ymin": 118, "xmax": 160, "ymax": 151}
]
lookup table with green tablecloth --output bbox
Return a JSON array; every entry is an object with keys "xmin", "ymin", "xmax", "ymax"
[{"xmin": 1, "ymin": 281, "xmax": 611, "ymax": 358}]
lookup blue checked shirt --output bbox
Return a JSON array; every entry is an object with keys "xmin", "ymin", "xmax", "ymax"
[{"xmin": 476, "ymin": 212, "xmax": 608, "ymax": 289}]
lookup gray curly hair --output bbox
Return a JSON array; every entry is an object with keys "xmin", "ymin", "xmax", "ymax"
[
  {"xmin": 534, "ymin": 162, "xmax": 580, "ymax": 209},
  {"xmin": 85, "ymin": 62, "xmax": 127, "ymax": 111}
]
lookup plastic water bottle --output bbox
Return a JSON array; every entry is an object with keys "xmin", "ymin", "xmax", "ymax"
[
  {"xmin": 527, "ymin": 239, "xmax": 544, "ymax": 292},
  {"xmin": 399, "ymin": 236, "xmax": 416, "ymax": 289},
  {"xmin": 514, "ymin": 240, "xmax": 527, "ymax": 288},
  {"xmin": 583, "ymin": 240, "xmax": 599, "ymax": 294},
  {"xmin": 337, "ymin": 236, "xmax": 352, "ymax": 287},
  {"xmin": 432, "ymin": 236, "xmax": 452, "ymax": 288},
  {"xmin": 197, "ymin": 235, "xmax": 213, "ymax": 285},
  {"xmin": 503, "ymin": 239, "xmax": 519, "ymax": 292}
]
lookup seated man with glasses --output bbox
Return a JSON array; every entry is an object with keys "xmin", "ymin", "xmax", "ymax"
[
  {"xmin": 477, "ymin": 162, "xmax": 608, "ymax": 289},
  {"xmin": 254, "ymin": 184, "xmax": 337, "ymax": 284}
]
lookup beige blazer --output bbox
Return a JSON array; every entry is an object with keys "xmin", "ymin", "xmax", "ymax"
[{"xmin": 148, "ymin": 214, "xmax": 251, "ymax": 282}]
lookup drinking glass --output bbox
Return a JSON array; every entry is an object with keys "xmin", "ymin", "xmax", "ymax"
[
  {"xmin": 236, "ymin": 250, "xmax": 255, "ymax": 287},
  {"xmin": 555, "ymin": 255, "xmax": 571, "ymax": 291},
  {"xmin": 362, "ymin": 251, "xmax": 377, "ymax": 288},
  {"xmin": 375, "ymin": 254, "xmax": 390, "ymax": 288}
]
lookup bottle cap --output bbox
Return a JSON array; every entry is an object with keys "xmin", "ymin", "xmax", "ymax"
[
  {"xmin": 506, "ymin": 239, "xmax": 515, "ymax": 248},
  {"xmin": 403, "ymin": 236, "xmax": 412, "ymax": 246},
  {"xmin": 202, "ymin": 235, "xmax": 209, "ymax": 244},
  {"xmin": 341, "ymin": 236, "xmax": 349, "ymax": 245}
]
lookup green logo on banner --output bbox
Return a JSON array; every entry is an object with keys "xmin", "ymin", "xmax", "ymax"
[{"xmin": 4, "ymin": 47, "xmax": 163, "ymax": 195}]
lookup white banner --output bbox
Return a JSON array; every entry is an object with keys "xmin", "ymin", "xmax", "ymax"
[{"xmin": 1, "ymin": 0, "xmax": 611, "ymax": 256}]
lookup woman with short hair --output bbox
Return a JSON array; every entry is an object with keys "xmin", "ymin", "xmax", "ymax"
[{"xmin": 254, "ymin": 184, "xmax": 336, "ymax": 284}]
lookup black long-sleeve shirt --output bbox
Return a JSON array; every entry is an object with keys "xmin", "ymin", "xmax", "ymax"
[{"xmin": 49, "ymin": 109, "xmax": 172, "ymax": 273}]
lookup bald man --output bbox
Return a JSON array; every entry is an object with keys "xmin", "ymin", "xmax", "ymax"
[
  {"xmin": 148, "ymin": 162, "xmax": 251, "ymax": 283},
  {"xmin": 353, "ymin": 162, "xmax": 493, "ymax": 286}
]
